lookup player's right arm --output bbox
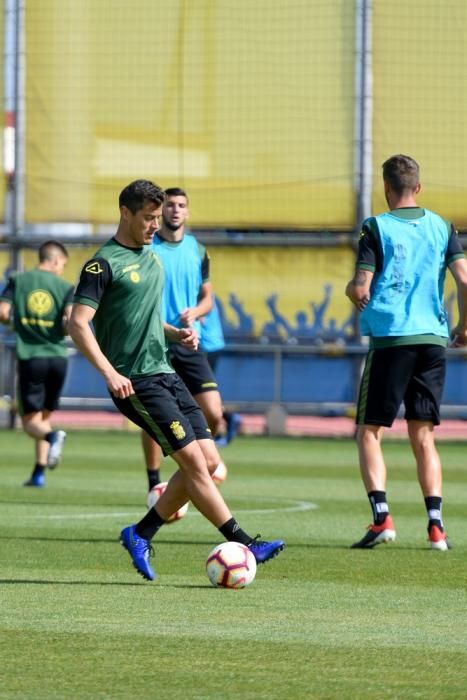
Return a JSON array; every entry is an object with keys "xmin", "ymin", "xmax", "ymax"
[
  {"xmin": 69, "ymin": 303, "xmax": 134, "ymax": 398},
  {"xmin": 0, "ymin": 278, "xmax": 14, "ymax": 326},
  {"xmin": 163, "ymin": 322, "xmax": 199, "ymax": 350},
  {"xmin": 69, "ymin": 257, "xmax": 134, "ymax": 399},
  {"xmin": 0, "ymin": 300, "xmax": 12, "ymax": 325},
  {"xmin": 345, "ymin": 220, "xmax": 380, "ymax": 311}
]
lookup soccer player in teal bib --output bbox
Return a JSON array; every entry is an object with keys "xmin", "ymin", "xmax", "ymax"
[
  {"xmin": 346, "ymin": 155, "xmax": 467, "ymax": 551},
  {"xmin": 69, "ymin": 180, "xmax": 284, "ymax": 580},
  {"xmin": 141, "ymin": 187, "xmax": 228, "ymax": 492},
  {"xmin": 0, "ymin": 241, "xmax": 73, "ymax": 486}
]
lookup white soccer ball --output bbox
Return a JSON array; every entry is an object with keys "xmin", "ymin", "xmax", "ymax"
[
  {"xmin": 206, "ymin": 541, "xmax": 257, "ymax": 589},
  {"xmin": 212, "ymin": 461, "xmax": 228, "ymax": 485},
  {"xmin": 146, "ymin": 481, "xmax": 189, "ymax": 523}
]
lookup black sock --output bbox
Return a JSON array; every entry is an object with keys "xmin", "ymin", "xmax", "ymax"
[
  {"xmin": 368, "ymin": 491, "xmax": 389, "ymax": 525},
  {"xmin": 44, "ymin": 432, "xmax": 55, "ymax": 444},
  {"xmin": 135, "ymin": 507, "xmax": 166, "ymax": 540},
  {"xmin": 147, "ymin": 469, "xmax": 160, "ymax": 490},
  {"xmin": 32, "ymin": 463, "xmax": 46, "ymax": 477},
  {"xmin": 425, "ymin": 496, "xmax": 443, "ymax": 531},
  {"xmin": 218, "ymin": 517, "xmax": 252, "ymax": 545}
]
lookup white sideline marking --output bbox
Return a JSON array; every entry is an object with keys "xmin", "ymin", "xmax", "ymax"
[{"xmin": 25, "ymin": 499, "xmax": 318, "ymax": 521}]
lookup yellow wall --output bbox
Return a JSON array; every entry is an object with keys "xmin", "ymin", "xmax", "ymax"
[
  {"xmin": 2, "ymin": 0, "xmax": 465, "ymax": 230},
  {"xmin": 25, "ymin": 0, "xmax": 355, "ymax": 228},
  {"xmin": 372, "ymin": 0, "xmax": 467, "ymax": 226}
]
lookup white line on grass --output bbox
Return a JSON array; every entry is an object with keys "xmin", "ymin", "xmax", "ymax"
[{"xmin": 24, "ymin": 499, "xmax": 318, "ymax": 521}]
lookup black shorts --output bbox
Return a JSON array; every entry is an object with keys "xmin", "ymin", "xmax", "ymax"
[
  {"xmin": 17, "ymin": 357, "xmax": 68, "ymax": 416},
  {"xmin": 205, "ymin": 350, "xmax": 222, "ymax": 374},
  {"xmin": 111, "ymin": 372, "xmax": 212, "ymax": 456},
  {"xmin": 356, "ymin": 344, "xmax": 446, "ymax": 427},
  {"xmin": 169, "ymin": 344, "xmax": 218, "ymax": 396}
]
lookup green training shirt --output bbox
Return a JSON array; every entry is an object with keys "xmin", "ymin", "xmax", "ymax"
[
  {"xmin": 0, "ymin": 269, "xmax": 73, "ymax": 360},
  {"xmin": 73, "ymin": 238, "xmax": 174, "ymax": 378}
]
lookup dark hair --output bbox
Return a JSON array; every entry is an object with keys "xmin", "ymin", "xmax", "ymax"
[
  {"xmin": 38, "ymin": 240, "xmax": 68, "ymax": 263},
  {"xmin": 119, "ymin": 179, "xmax": 166, "ymax": 214},
  {"xmin": 164, "ymin": 187, "xmax": 189, "ymax": 203},
  {"xmin": 382, "ymin": 154, "xmax": 420, "ymax": 193}
]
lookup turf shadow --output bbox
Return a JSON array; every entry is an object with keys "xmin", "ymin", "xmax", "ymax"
[{"xmin": 0, "ymin": 578, "xmax": 147, "ymax": 586}]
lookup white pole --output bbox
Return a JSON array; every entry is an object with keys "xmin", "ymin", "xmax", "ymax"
[
  {"xmin": 3, "ymin": 0, "xmax": 24, "ymax": 425},
  {"xmin": 354, "ymin": 0, "xmax": 373, "ymax": 226},
  {"xmin": 13, "ymin": 0, "xmax": 25, "ymax": 242},
  {"xmin": 4, "ymin": 0, "xmax": 16, "ymax": 235}
]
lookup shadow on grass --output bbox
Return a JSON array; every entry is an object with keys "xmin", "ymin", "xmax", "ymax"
[
  {"xmin": 0, "ymin": 535, "xmax": 217, "ymax": 545},
  {"xmin": 0, "ymin": 578, "xmax": 212, "ymax": 589},
  {"xmin": 0, "ymin": 534, "xmax": 424, "ymax": 551},
  {"xmin": 0, "ymin": 578, "xmax": 145, "ymax": 586}
]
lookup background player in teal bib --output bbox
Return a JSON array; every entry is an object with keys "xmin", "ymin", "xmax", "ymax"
[
  {"xmin": 0, "ymin": 240, "xmax": 73, "ymax": 486},
  {"xmin": 69, "ymin": 179, "xmax": 284, "ymax": 581},
  {"xmin": 141, "ymin": 187, "xmax": 228, "ymax": 491},
  {"xmin": 346, "ymin": 154, "xmax": 467, "ymax": 551}
]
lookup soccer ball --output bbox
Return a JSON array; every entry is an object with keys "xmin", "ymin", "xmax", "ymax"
[
  {"xmin": 206, "ymin": 541, "xmax": 257, "ymax": 589},
  {"xmin": 212, "ymin": 461, "xmax": 228, "ymax": 485},
  {"xmin": 146, "ymin": 481, "xmax": 189, "ymax": 523}
]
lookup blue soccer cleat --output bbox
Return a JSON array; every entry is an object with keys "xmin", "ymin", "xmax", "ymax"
[
  {"xmin": 47, "ymin": 430, "xmax": 67, "ymax": 469},
  {"xmin": 23, "ymin": 473, "xmax": 45, "ymax": 488},
  {"xmin": 248, "ymin": 536, "xmax": 285, "ymax": 564},
  {"xmin": 120, "ymin": 525, "xmax": 155, "ymax": 581}
]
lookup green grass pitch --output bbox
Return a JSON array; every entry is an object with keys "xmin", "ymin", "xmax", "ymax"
[{"xmin": 1, "ymin": 430, "xmax": 467, "ymax": 699}]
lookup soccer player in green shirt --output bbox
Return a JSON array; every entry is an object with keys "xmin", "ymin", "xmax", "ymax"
[
  {"xmin": 69, "ymin": 179, "xmax": 284, "ymax": 581},
  {"xmin": 0, "ymin": 240, "xmax": 73, "ymax": 486}
]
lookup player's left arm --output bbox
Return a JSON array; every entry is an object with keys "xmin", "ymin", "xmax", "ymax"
[{"xmin": 447, "ymin": 226, "xmax": 467, "ymax": 346}]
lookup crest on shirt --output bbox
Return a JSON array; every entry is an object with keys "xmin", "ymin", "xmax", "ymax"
[
  {"xmin": 130, "ymin": 271, "xmax": 140, "ymax": 283},
  {"xmin": 27, "ymin": 289, "xmax": 53, "ymax": 316},
  {"xmin": 85, "ymin": 261, "xmax": 103, "ymax": 275},
  {"xmin": 358, "ymin": 229, "xmax": 366, "ymax": 240},
  {"xmin": 170, "ymin": 421, "xmax": 186, "ymax": 441}
]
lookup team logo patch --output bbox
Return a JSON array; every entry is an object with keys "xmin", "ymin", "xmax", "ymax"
[
  {"xmin": 27, "ymin": 289, "xmax": 53, "ymax": 316},
  {"xmin": 170, "ymin": 421, "xmax": 186, "ymax": 440},
  {"xmin": 358, "ymin": 229, "xmax": 366, "ymax": 240},
  {"xmin": 85, "ymin": 261, "xmax": 103, "ymax": 274},
  {"xmin": 130, "ymin": 271, "xmax": 140, "ymax": 283}
]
